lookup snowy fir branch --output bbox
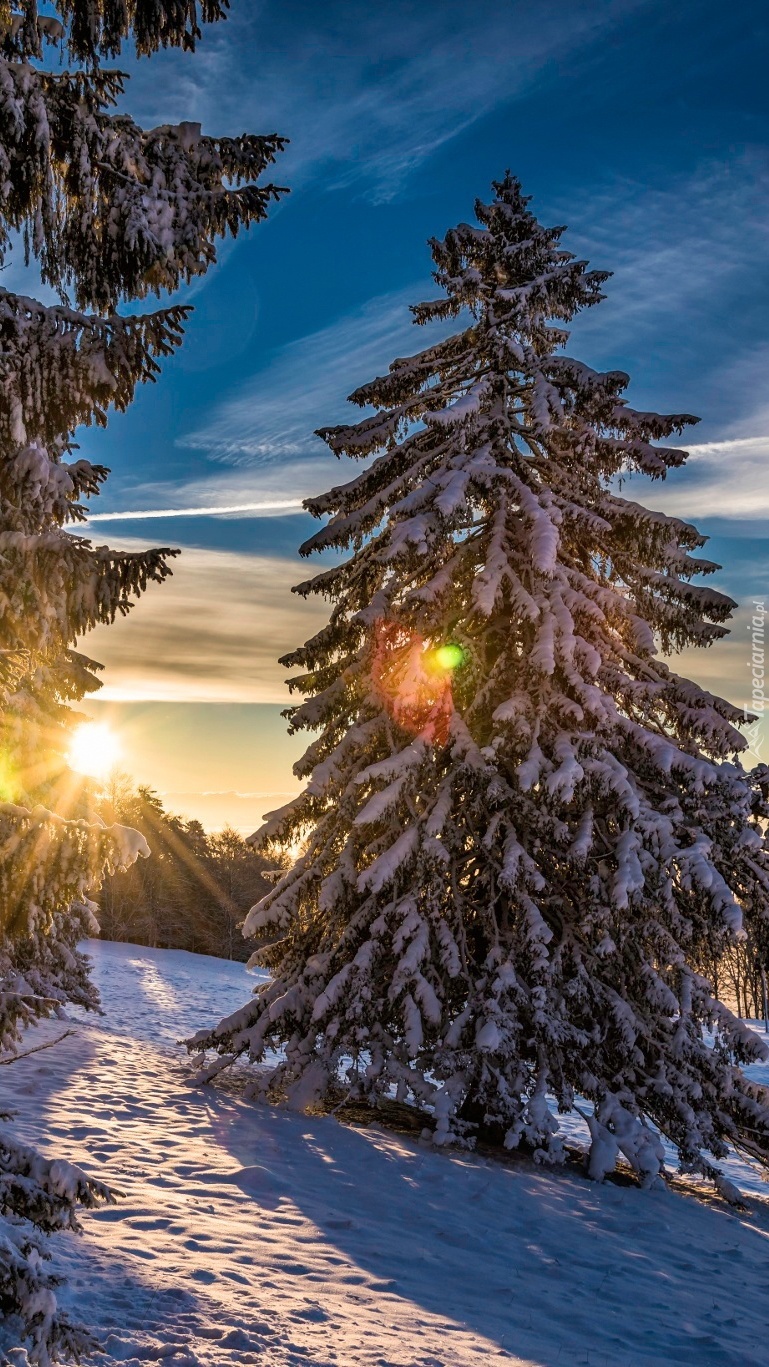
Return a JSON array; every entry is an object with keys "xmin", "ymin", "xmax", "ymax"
[
  {"xmin": 0, "ymin": 0, "xmax": 286, "ymax": 1357},
  {"xmin": 191, "ymin": 175, "xmax": 769, "ymax": 1194},
  {"xmin": 0, "ymin": 59, "xmax": 286, "ymax": 310},
  {"xmin": 0, "ymin": 0, "xmax": 230, "ymax": 62},
  {"xmin": 0, "ymin": 1028, "xmax": 75, "ymax": 1064},
  {"xmin": 0, "ymin": 1123, "xmax": 117, "ymax": 1366}
]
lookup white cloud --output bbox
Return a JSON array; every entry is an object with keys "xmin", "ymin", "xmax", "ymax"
[
  {"xmin": 83, "ymin": 540, "xmax": 326, "ymax": 704},
  {"xmin": 643, "ymin": 430, "xmax": 769, "ymax": 522}
]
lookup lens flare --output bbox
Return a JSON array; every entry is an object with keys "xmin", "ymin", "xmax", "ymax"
[
  {"xmin": 67, "ymin": 722, "xmax": 121, "ymax": 780},
  {"xmin": 370, "ymin": 623, "xmax": 462, "ymax": 744},
  {"xmin": 433, "ymin": 643, "xmax": 465, "ymax": 671}
]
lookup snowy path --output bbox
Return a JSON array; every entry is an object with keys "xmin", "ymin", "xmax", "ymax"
[{"xmin": 4, "ymin": 941, "xmax": 769, "ymax": 1366}]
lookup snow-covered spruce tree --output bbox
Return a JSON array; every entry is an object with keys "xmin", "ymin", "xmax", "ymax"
[
  {"xmin": 192, "ymin": 175, "xmax": 769, "ymax": 1191},
  {"xmin": 0, "ymin": 2, "xmax": 285, "ymax": 1359}
]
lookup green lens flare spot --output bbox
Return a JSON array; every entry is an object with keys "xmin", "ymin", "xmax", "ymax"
[{"xmin": 434, "ymin": 643, "xmax": 465, "ymax": 671}]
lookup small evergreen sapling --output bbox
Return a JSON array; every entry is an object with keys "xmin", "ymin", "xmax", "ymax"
[
  {"xmin": 0, "ymin": 0, "xmax": 286, "ymax": 1358},
  {"xmin": 193, "ymin": 176, "xmax": 769, "ymax": 1190}
]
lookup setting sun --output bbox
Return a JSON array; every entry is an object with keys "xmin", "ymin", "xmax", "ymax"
[{"xmin": 67, "ymin": 722, "xmax": 121, "ymax": 781}]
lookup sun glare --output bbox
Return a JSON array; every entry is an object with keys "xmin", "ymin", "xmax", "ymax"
[{"xmin": 68, "ymin": 722, "xmax": 121, "ymax": 781}]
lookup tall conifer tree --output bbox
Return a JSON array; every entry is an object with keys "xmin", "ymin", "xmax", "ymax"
[
  {"xmin": 0, "ymin": 2, "xmax": 285, "ymax": 1358},
  {"xmin": 195, "ymin": 177, "xmax": 769, "ymax": 1193}
]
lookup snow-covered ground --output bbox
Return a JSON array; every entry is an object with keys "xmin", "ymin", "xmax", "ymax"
[{"xmin": 4, "ymin": 940, "xmax": 769, "ymax": 1366}]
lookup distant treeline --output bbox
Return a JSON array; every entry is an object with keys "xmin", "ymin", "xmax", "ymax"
[
  {"xmin": 95, "ymin": 777, "xmax": 282, "ymax": 961},
  {"xmin": 698, "ymin": 931, "xmax": 769, "ymax": 1024}
]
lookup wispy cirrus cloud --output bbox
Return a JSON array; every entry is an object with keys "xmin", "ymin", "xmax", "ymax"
[
  {"xmin": 180, "ymin": 149, "xmax": 769, "ymax": 458},
  {"xmin": 124, "ymin": 0, "xmax": 649, "ymax": 200},
  {"xmin": 86, "ymin": 150, "xmax": 769, "ymax": 538},
  {"xmin": 178, "ymin": 285, "xmax": 427, "ymax": 466},
  {"xmin": 562, "ymin": 153, "xmax": 769, "ymax": 365}
]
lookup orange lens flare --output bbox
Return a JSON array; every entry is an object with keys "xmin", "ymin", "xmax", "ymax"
[{"xmin": 370, "ymin": 624, "xmax": 464, "ymax": 744}]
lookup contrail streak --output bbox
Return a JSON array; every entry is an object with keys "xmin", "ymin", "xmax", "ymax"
[
  {"xmin": 84, "ymin": 435, "xmax": 769, "ymax": 520},
  {"xmin": 83, "ymin": 499, "xmax": 305, "ymax": 522},
  {"xmin": 685, "ymin": 436, "xmax": 769, "ymax": 455}
]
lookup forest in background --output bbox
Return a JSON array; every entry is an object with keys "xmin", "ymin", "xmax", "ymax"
[{"xmin": 94, "ymin": 778, "xmax": 280, "ymax": 961}]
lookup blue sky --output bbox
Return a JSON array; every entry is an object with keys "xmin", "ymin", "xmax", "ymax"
[{"xmin": 43, "ymin": 0, "xmax": 769, "ymax": 828}]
